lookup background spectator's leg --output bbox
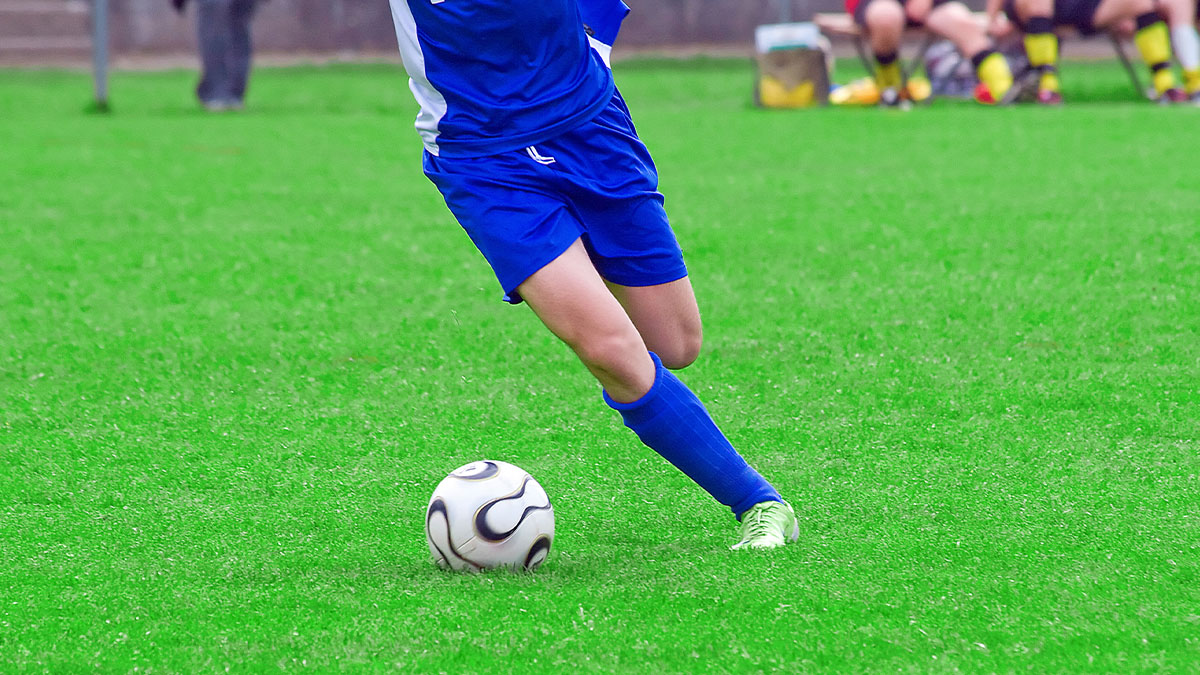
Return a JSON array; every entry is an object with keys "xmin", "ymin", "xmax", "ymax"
[
  {"xmin": 228, "ymin": 0, "xmax": 258, "ymax": 105},
  {"xmin": 1015, "ymin": 0, "xmax": 1061, "ymax": 99},
  {"xmin": 1094, "ymin": 0, "xmax": 1181, "ymax": 97},
  {"xmin": 1157, "ymin": 0, "xmax": 1200, "ymax": 96},
  {"xmin": 196, "ymin": 0, "xmax": 235, "ymax": 107},
  {"xmin": 863, "ymin": 0, "xmax": 907, "ymax": 94},
  {"xmin": 926, "ymin": 2, "xmax": 1015, "ymax": 99}
]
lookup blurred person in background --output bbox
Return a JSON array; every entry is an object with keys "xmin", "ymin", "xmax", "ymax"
[
  {"xmin": 988, "ymin": 0, "xmax": 1186, "ymax": 103},
  {"xmin": 1114, "ymin": 0, "xmax": 1200, "ymax": 100},
  {"xmin": 173, "ymin": 0, "xmax": 261, "ymax": 110},
  {"xmin": 1154, "ymin": 0, "xmax": 1200, "ymax": 100},
  {"xmin": 847, "ymin": 0, "xmax": 1019, "ymax": 106}
]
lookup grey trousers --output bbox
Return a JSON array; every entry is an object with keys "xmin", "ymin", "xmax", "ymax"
[{"xmin": 195, "ymin": 0, "xmax": 258, "ymax": 104}]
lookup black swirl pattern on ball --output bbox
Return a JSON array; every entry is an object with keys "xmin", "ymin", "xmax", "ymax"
[
  {"xmin": 473, "ymin": 475, "xmax": 552, "ymax": 543},
  {"xmin": 524, "ymin": 536, "xmax": 551, "ymax": 570},
  {"xmin": 451, "ymin": 461, "xmax": 500, "ymax": 481},
  {"xmin": 426, "ymin": 497, "xmax": 486, "ymax": 570}
]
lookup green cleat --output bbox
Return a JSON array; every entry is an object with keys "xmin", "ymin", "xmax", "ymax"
[{"xmin": 732, "ymin": 501, "xmax": 799, "ymax": 550}]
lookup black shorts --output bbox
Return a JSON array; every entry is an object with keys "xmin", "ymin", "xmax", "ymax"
[
  {"xmin": 1003, "ymin": 0, "xmax": 1103, "ymax": 35},
  {"xmin": 852, "ymin": 0, "xmax": 954, "ymax": 28}
]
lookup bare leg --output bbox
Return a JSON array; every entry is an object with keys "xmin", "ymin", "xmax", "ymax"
[
  {"xmin": 864, "ymin": 0, "xmax": 906, "ymax": 55},
  {"xmin": 517, "ymin": 239, "xmax": 654, "ymax": 403},
  {"xmin": 1093, "ymin": 0, "xmax": 1155, "ymax": 29},
  {"xmin": 1013, "ymin": 0, "xmax": 1055, "ymax": 22},
  {"xmin": 926, "ymin": 2, "xmax": 993, "ymax": 55},
  {"xmin": 606, "ymin": 277, "xmax": 702, "ymax": 370},
  {"xmin": 517, "ymin": 241, "xmax": 788, "ymax": 529}
]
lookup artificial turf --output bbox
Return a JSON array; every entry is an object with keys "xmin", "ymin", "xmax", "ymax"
[{"xmin": 2, "ymin": 58, "xmax": 1199, "ymax": 673}]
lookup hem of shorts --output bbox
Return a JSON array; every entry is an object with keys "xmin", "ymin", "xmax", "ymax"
[
  {"xmin": 598, "ymin": 265, "xmax": 689, "ymax": 290},
  {"xmin": 499, "ymin": 238, "xmax": 583, "ymax": 305},
  {"xmin": 423, "ymin": 81, "xmax": 616, "ymax": 159}
]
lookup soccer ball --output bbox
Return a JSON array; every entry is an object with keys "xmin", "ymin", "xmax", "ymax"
[{"xmin": 425, "ymin": 460, "xmax": 554, "ymax": 572}]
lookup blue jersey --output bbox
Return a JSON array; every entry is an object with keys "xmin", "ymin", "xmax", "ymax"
[
  {"xmin": 580, "ymin": 0, "xmax": 630, "ymax": 67},
  {"xmin": 388, "ymin": 0, "xmax": 627, "ymax": 158}
]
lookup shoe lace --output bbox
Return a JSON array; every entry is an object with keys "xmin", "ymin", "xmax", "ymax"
[{"xmin": 741, "ymin": 506, "xmax": 772, "ymax": 541}]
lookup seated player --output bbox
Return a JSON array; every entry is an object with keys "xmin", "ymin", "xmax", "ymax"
[
  {"xmin": 386, "ymin": 0, "xmax": 800, "ymax": 550},
  {"xmin": 1155, "ymin": 0, "xmax": 1200, "ymax": 100},
  {"xmin": 847, "ymin": 0, "xmax": 1018, "ymax": 105},
  {"xmin": 988, "ymin": 0, "xmax": 1187, "ymax": 102}
]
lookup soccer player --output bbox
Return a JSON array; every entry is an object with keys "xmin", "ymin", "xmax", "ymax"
[
  {"xmin": 1155, "ymin": 0, "xmax": 1200, "ymax": 100},
  {"xmin": 988, "ymin": 0, "xmax": 1187, "ymax": 102},
  {"xmin": 847, "ymin": 0, "xmax": 1018, "ymax": 105},
  {"xmin": 386, "ymin": 0, "xmax": 799, "ymax": 549}
]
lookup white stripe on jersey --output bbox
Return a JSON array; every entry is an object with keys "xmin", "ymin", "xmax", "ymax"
[
  {"xmin": 388, "ymin": 0, "xmax": 448, "ymax": 156},
  {"xmin": 587, "ymin": 35, "xmax": 614, "ymax": 68}
]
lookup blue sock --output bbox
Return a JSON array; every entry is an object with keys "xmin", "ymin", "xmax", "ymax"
[{"xmin": 604, "ymin": 352, "xmax": 782, "ymax": 519}]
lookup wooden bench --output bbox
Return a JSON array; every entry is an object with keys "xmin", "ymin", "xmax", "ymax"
[{"xmin": 813, "ymin": 11, "xmax": 1147, "ymax": 98}]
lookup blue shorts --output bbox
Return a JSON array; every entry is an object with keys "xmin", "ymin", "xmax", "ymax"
[{"xmin": 423, "ymin": 91, "xmax": 688, "ymax": 304}]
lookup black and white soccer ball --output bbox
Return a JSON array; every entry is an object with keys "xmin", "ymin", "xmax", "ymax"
[{"xmin": 425, "ymin": 460, "xmax": 554, "ymax": 572}]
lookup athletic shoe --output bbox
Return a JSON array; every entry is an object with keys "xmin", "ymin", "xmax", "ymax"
[
  {"xmin": 732, "ymin": 501, "xmax": 800, "ymax": 550},
  {"xmin": 878, "ymin": 87, "xmax": 912, "ymax": 110},
  {"xmin": 973, "ymin": 82, "xmax": 998, "ymax": 105},
  {"xmin": 1155, "ymin": 87, "xmax": 1188, "ymax": 104},
  {"xmin": 999, "ymin": 69, "xmax": 1042, "ymax": 105},
  {"xmin": 1036, "ymin": 89, "xmax": 1063, "ymax": 105}
]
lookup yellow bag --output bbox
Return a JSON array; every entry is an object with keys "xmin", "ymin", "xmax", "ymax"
[{"xmin": 754, "ymin": 23, "xmax": 832, "ymax": 108}]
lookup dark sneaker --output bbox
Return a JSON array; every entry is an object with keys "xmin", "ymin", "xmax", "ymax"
[
  {"xmin": 1000, "ymin": 69, "xmax": 1042, "ymax": 105},
  {"xmin": 1155, "ymin": 87, "xmax": 1188, "ymax": 104}
]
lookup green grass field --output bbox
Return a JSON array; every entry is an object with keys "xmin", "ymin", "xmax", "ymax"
[{"xmin": 2, "ymin": 59, "xmax": 1199, "ymax": 672}]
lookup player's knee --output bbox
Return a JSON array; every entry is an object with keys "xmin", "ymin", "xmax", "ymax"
[
  {"xmin": 656, "ymin": 332, "xmax": 702, "ymax": 370},
  {"xmin": 866, "ymin": 0, "xmax": 906, "ymax": 30},
  {"xmin": 931, "ymin": 2, "xmax": 972, "ymax": 25},
  {"xmin": 571, "ymin": 329, "xmax": 646, "ymax": 377}
]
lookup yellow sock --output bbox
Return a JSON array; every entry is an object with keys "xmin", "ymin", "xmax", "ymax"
[
  {"xmin": 1134, "ymin": 19, "xmax": 1177, "ymax": 93},
  {"xmin": 1151, "ymin": 68, "xmax": 1177, "ymax": 94},
  {"xmin": 975, "ymin": 52, "xmax": 1013, "ymax": 100},
  {"xmin": 1186, "ymin": 69, "xmax": 1200, "ymax": 94},
  {"xmin": 1039, "ymin": 69, "xmax": 1060, "ymax": 93},
  {"xmin": 1024, "ymin": 32, "xmax": 1060, "ymax": 92},
  {"xmin": 875, "ymin": 61, "xmax": 902, "ymax": 90}
]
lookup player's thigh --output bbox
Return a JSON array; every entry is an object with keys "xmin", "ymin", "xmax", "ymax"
[
  {"xmin": 1157, "ymin": 0, "xmax": 1194, "ymax": 23},
  {"xmin": 1092, "ymin": 0, "xmax": 1150, "ymax": 26},
  {"xmin": 1012, "ymin": 0, "xmax": 1054, "ymax": 22},
  {"xmin": 606, "ymin": 276, "xmax": 702, "ymax": 370},
  {"xmin": 577, "ymin": 194, "xmax": 695, "ymax": 367},
  {"xmin": 862, "ymin": 0, "xmax": 907, "ymax": 38},
  {"xmin": 517, "ymin": 239, "xmax": 655, "ymax": 402},
  {"xmin": 926, "ymin": 2, "xmax": 990, "ymax": 53}
]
